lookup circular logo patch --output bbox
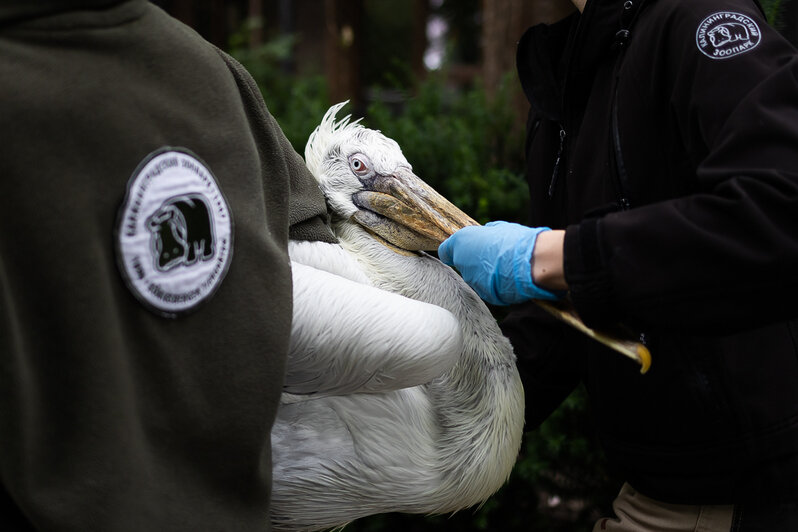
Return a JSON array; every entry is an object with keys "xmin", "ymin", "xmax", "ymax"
[
  {"xmin": 696, "ymin": 12, "xmax": 761, "ymax": 60},
  {"xmin": 116, "ymin": 147, "xmax": 233, "ymax": 317}
]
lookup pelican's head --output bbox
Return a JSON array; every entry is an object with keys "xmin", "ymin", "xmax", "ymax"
[{"xmin": 305, "ymin": 102, "xmax": 477, "ymax": 251}]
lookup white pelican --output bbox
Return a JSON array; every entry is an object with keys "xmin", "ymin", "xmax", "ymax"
[{"xmin": 270, "ymin": 102, "xmax": 525, "ymax": 531}]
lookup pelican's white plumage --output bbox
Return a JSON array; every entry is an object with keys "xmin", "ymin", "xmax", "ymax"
[{"xmin": 272, "ymin": 102, "xmax": 525, "ymax": 531}]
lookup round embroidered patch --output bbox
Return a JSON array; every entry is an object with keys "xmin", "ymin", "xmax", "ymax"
[
  {"xmin": 116, "ymin": 147, "xmax": 233, "ymax": 317},
  {"xmin": 696, "ymin": 12, "xmax": 761, "ymax": 60}
]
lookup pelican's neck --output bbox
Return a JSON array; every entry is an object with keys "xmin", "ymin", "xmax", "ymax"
[
  {"xmin": 316, "ymin": 218, "xmax": 524, "ymax": 512},
  {"xmin": 334, "ymin": 221, "xmax": 524, "ymax": 510}
]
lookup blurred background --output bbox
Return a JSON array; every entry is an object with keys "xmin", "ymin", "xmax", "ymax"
[{"xmin": 153, "ymin": 1, "xmax": 795, "ymax": 530}]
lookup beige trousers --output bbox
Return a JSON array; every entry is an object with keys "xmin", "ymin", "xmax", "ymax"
[{"xmin": 593, "ymin": 483, "xmax": 735, "ymax": 532}]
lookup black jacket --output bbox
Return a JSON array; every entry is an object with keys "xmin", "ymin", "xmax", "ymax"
[
  {"xmin": 0, "ymin": 0, "xmax": 334, "ymax": 529},
  {"xmin": 505, "ymin": 0, "xmax": 798, "ymax": 505}
]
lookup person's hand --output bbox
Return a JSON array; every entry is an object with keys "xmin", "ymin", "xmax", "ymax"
[{"xmin": 437, "ymin": 221, "xmax": 564, "ymax": 305}]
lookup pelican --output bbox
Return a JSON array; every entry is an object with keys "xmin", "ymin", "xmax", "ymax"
[{"xmin": 270, "ymin": 102, "xmax": 525, "ymax": 531}]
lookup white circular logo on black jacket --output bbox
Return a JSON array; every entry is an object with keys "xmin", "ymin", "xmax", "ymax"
[
  {"xmin": 696, "ymin": 12, "xmax": 761, "ymax": 60},
  {"xmin": 116, "ymin": 147, "xmax": 234, "ymax": 317}
]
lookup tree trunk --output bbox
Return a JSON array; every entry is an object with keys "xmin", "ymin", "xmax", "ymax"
[
  {"xmin": 209, "ymin": 0, "xmax": 227, "ymax": 49},
  {"xmin": 481, "ymin": 0, "xmax": 575, "ymax": 99},
  {"xmin": 170, "ymin": 0, "xmax": 196, "ymax": 30},
  {"xmin": 249, "ymin": 0, "xmax": 263, "ymax": 48},
  {"xmin": 324, "ymin": 0, "xmax": 363, "ymax": 108},
  {"xmin": 481, "ymin": 0, "xmax": 524, "ymax": 100},
  {"xmin": 411, "ymin": 0, "xmax": 430, "ymax": 82},
  {"xmin": 481, "ymin": 0, "xmax": 576, "ymax": 140}
]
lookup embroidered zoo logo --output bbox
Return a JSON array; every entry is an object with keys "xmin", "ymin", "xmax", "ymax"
[
  {"xmin": 696, "ymin": 12, "xmax": 761, "ymax": 60},
  {"xmin": 116, "ymin": 148, "xmax": 233, "ymax": 317}
]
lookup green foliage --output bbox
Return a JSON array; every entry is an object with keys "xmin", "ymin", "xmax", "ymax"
[
  {"xmin": 361, "ymin": 0, "xmax": 415, "ymax": 89},
  {"xmin": 231, "ymin": 23, "xmax": 529, "ymax": 225},
  {"xmin": 365, "ymin": 74, "xmax": 529, "ymax": 225},
  {"xmin": 512, "ymin": 387, "xmax": 619, "ymax": 530},
  {"xmin": 760, "ymin": 0, "xmax": 785, "ymax": 24},
  {"xmin": 228, "ymin": 19, "xmax": 329, "ymax": 155}
]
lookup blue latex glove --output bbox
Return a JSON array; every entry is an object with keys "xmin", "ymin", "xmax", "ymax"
[{"xmin": 438, "ymin": 221, "xmax": 562, "ymax": 305}]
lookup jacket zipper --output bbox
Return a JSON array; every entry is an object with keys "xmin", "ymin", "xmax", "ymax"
[
  {"xmin": 613, "ymin": 0, "xmax": 651, "ymax": 347},
  {"xmin": 611, "ymin": 83, "xmax": 631, "ymax": 210},
  {"xmin": 609, "ymin": 0, "xmax": 638, "ymax": 212},
  {"xmin": 608, "ymin": 0, "xmax": 651, "ymax": 211},
  {"xmin": 548, "ymin": 126, "xmax": 567, "ymax": 198}
]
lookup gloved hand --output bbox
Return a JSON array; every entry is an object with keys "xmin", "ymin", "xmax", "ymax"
[{"xmin": 438, "ymin": 221, "xmax": 563, "ymax": 305}]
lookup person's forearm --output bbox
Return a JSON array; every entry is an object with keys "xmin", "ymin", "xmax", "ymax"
[{"xmin": 531, "ymin": 229, "xmax": 567, "ymax": 291}]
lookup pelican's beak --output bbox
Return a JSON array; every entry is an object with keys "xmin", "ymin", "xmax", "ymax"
[{"xmin": 351, "ymin": 168, "xmax": 479, "ymax": 251}]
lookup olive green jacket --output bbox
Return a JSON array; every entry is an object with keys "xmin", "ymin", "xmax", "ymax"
[{"xmin": 0, "ymin": 1, "xmax": 334, "ymax": 529}]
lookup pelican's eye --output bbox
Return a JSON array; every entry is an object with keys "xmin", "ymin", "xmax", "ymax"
[{"xmin": 348, "ymin": 154, "xmax": 372, "ymax": 177}]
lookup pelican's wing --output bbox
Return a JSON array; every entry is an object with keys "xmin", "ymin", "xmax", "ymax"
[
  {"xmin": 288, "ymin": 260, "xmax": 463, "ymax": 396},
  {"xmin": 289, "ymin": 239, "xmax": 373, "ymax": 285}
]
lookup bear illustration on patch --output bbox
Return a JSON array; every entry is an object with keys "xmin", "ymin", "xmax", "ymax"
[
  {"xmin": 696, "ymin": 12, "xmax": 761, "ymax": 60},
  {"xmin": 147, "ymin": 194, "xmax": 215, "ymax": 272},
  {"xmin": 708, "ymin": 22, "xmax": 750, "ymax": 48}
]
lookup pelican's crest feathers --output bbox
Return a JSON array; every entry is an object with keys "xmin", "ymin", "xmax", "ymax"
[{"xmin": 305, "ymin": 100, "xmax": 363, "ymax": 179}]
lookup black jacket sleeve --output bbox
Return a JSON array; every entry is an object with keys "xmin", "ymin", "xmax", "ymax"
[{"xmin": 566, "ymin": 0, "xmax": 798, "ymax": 334}]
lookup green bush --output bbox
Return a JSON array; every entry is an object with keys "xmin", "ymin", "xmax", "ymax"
[
  {"xmin": 228, "ymin": 22, "xmax": 329, "ymax": 156},
  {"xmin": 364, "ymin": 74, "xmax": 529, "ymax": 225},
  {"xmin": 761, "ymin": 0, "xmax": 785, "ymax": 23}
]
